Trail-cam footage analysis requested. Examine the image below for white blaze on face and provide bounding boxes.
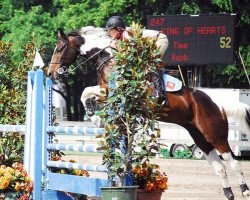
[78,26,113,55]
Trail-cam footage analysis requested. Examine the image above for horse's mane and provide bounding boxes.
[71,26,112,55]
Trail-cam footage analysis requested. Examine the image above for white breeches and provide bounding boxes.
[156,33,169,56]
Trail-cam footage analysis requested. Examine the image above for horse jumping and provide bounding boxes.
[48,26,250,200]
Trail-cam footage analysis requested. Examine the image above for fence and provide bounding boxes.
[0,69,109,199]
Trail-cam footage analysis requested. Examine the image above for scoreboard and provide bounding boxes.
[147,14,236,65]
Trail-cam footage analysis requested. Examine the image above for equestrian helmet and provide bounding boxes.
[106,16,126,29]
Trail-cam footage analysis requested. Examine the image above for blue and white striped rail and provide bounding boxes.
[47,125,104,135]
[47,143,103,153]
[47,161,107,172]
[0,124,25,132]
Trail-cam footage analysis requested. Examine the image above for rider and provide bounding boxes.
[105,16,168,104]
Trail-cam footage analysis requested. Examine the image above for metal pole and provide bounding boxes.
[239,50,250,86]
[178,65,186,86]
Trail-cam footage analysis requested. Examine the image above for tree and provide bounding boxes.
[0,0,249,121]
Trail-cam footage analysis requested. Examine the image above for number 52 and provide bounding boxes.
[220,37,231,48]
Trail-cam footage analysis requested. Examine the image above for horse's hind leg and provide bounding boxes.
[182,124,234,200]
[206,149,235,200]
[220,151,250,199]
[203,130,250,199]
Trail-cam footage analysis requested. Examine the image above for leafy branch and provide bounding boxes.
[99,22,162,186]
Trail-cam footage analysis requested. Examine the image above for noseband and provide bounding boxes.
[49,38,71,77]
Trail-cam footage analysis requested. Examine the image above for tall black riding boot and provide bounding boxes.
[151,71,167,105]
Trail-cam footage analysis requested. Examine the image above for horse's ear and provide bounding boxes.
[57,28,67,40]
[75,36,85,47]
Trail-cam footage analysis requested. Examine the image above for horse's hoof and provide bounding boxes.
[240,184,250,199]
[87,110,95,117]
[223,187,234,200]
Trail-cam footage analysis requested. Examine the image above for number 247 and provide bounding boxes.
[220,37,232,48]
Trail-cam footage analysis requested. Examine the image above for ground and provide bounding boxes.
[63,154,250,200]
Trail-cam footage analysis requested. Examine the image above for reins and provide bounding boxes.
[69,46,111,73]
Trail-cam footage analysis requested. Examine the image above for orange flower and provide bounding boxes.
[132,166,141,174]
[26,183,34,193]
[133,161,168,192]
[52,155,61,161]
[146,180,154,191]
[15,181,21,191]
[139,168,149,177]
[158,181,168,190]
[82,170,90,177]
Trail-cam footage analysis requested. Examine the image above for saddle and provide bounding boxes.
[163,74,182,92]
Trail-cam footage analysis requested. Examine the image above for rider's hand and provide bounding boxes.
[110,40,118,49]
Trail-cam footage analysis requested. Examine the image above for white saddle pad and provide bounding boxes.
[163,74,182,92]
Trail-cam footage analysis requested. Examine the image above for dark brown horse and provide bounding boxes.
[48,27,250,200]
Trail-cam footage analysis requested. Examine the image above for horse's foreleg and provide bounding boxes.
[81,85,106,108]
[81,85,106,127]
[220,152,250,199]
[205,149,234,200]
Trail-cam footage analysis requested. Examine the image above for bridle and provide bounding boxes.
[50,36,114,77]
[49,38,71,76]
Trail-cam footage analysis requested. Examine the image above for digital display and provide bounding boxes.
[147,14,236,65]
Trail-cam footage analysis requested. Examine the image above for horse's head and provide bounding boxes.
[48,29,85,79]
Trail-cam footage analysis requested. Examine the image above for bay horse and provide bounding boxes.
[48,26,250,200]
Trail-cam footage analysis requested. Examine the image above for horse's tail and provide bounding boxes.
[222,102,250,135]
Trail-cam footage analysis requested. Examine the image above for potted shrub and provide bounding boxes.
[99,22,163,200]
[0,162,33,200]
[133,161,168,200]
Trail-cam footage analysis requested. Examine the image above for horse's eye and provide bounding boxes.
[56,43,67,53]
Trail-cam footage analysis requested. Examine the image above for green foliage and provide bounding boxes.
[52,0,137,31]
[0,40,35,166]
[0,6,54,64]
[160,148,170,158]
[174,149,192,159]
[0,133,24,166]
[99,23,161,186]
[212,0,233,12]
[181,2,200,14]
[0,41,35,124]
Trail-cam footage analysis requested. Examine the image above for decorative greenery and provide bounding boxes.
[0,40,35,166]
[160,148,170,158]
[132,161,168,192]
[174,149,192,159]
[0,163,33,200]
[0,40,35,125]
[0,133,24,167]
[99,22,162,186]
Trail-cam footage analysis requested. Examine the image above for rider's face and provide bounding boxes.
[108,28,121,40]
